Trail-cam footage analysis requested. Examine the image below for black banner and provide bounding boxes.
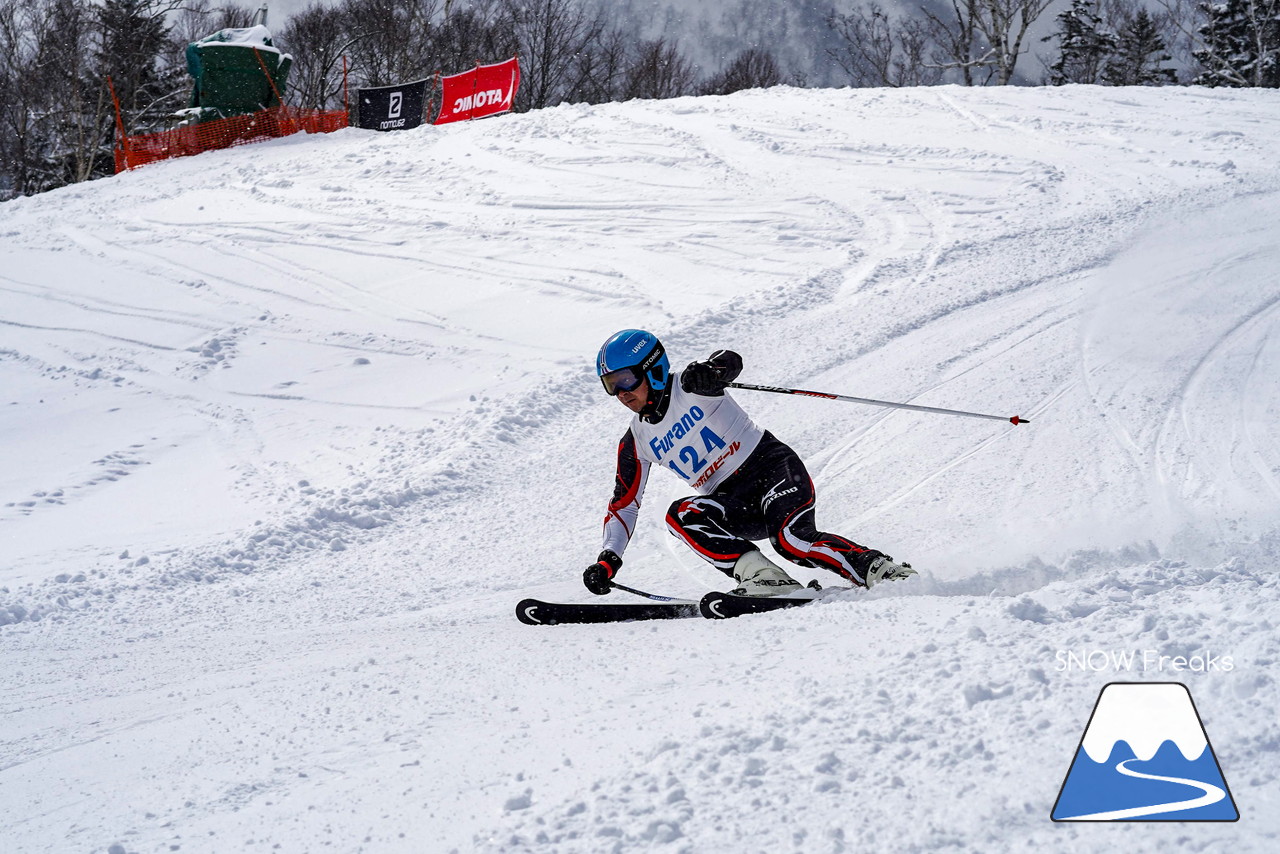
[356,79,428,131]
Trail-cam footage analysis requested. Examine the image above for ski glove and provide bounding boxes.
[680,349,743,396]
[583,549,622,595]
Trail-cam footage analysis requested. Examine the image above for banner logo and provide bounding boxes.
[356,79,427,131]
[1051,682,1238,821]
[435,56,521,125]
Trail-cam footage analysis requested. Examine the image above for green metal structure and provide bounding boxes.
[179,25,293,125]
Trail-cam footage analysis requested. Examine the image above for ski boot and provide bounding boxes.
[731,550,803,597]
[864,554,916,588]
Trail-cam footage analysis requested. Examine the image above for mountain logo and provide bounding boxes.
[1051,682,1238,821]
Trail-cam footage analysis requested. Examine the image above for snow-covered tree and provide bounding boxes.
[1044,0,1118,84]
[1193,0,1280,86]
[1102,8,1177,84]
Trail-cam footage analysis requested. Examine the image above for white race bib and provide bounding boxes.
[631,377,764,493]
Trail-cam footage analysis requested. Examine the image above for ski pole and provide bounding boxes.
[727,382,1029,425]
[609,581,695,603]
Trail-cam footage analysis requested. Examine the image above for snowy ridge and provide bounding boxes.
[3,85,1280,852]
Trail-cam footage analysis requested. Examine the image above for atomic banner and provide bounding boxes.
[434,57,520,125]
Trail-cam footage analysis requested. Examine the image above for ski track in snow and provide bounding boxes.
[2,86,1280,853]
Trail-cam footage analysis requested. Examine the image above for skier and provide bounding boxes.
[584,329,916,598]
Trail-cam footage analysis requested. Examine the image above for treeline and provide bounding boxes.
[2,0,1278,200]
[278,0,786,112]
[828,0,1278,87]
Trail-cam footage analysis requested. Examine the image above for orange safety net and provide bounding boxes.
[114,106,348,173]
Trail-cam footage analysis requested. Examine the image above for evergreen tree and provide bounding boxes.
[1102,9,1175,85]
[1044,0,1117,85]
[41,0,108,186]
[96,0,185,133]
[1194,0,1280,87]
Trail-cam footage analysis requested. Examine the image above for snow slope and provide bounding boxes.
[2,85,1279,853]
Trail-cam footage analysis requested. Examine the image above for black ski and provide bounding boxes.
[516,598,700,625]
[699,589,823,619]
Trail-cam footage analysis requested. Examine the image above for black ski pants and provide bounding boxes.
[665,432,881,585]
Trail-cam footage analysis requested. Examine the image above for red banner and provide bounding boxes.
[435,56,520,125]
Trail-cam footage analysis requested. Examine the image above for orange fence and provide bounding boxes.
[114,106,348,173]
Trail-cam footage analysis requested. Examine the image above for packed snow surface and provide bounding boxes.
[3,85,1280,852]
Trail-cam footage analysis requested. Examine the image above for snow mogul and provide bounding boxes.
[584,329,916,598]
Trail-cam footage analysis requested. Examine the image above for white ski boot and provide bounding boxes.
[864,555,917,588]
[731,550,802,597]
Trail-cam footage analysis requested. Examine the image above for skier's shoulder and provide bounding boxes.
[614,422,642,455]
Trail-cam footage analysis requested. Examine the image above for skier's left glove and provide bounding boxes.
[583,550,622,595]
[681,350,742,396]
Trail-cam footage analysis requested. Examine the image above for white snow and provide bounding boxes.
[2,84,1279,852]
[1081,683,1208,762]
[193,25,283,54]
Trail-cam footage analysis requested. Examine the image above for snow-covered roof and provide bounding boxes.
[192,24,281,55]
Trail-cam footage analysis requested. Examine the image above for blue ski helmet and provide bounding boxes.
[596,329,669,395]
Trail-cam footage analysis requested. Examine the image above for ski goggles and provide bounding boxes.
[600,366,645,396]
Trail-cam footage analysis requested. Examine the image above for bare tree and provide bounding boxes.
[927,0,1053,84]
[503,0,608,110]
[426,0,517,78]
[507,0,576,108]
[211,2,257,29]
[0,0,46,196]
[171,0,256,45]
[278,3,359,109]
[924,0,993,85]
[703,46,784,95]
[984,0,1058,83]
[40,0,108,185]
[568,24,630,104]
[827,4,942,87]
[341,0,439,88]
[623,38,698,101]
[1151,0,1201,72]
